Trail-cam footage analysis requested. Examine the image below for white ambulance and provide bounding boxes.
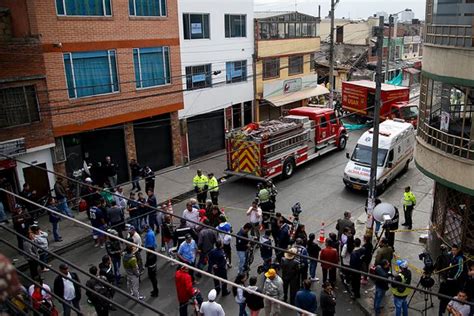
[343,119,416,192]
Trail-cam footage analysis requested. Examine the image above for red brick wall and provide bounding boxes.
[0,0,31,38]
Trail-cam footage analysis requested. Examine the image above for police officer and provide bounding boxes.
[193,170,208,208]
[402,186,416,230]
[207,173,219,206]
[391,259,412,316]
[257,183,272,229]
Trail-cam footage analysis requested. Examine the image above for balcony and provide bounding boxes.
[425,24,473,48]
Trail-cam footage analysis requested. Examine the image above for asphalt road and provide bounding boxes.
[34,127,431,316]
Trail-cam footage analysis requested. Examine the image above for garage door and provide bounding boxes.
[188,110,225,160]
[134,114,173,171]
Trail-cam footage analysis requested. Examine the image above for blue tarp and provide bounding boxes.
[387,72,403,86]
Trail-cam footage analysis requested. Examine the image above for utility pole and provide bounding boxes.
[328,0,337,109]
[365,16,384,237]
[384,15,393,82]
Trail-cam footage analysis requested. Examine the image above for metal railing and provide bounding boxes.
[418,121,474,160]
[425,24,473,48]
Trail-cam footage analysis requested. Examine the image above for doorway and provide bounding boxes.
[23,163,50,199]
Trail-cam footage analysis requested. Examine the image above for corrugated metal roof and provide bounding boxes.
[254,11,294,19]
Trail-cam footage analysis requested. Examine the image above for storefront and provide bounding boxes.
[187,110,225,161]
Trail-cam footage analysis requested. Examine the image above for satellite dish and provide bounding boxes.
[83,160,91,176]
[373,202,396,222]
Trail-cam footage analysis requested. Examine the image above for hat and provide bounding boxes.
[397,259,408,269]
[185,233,192,240]
[85,177,93,183]
[265,268,277,278]
[284,248,297,260]
[107,229,118,236]
[199,209,206,216]
[208,289,217,301]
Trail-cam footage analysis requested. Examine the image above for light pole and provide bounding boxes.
[384,9,411,82]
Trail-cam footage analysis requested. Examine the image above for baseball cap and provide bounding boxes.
[397,259,408,269]
[265,268,276,278]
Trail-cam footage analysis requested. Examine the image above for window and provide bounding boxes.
[133,47,170,89]
[185,64,212,90]
[319,116,327,128]
[329,113,337,124]
[288,55,303,75]
[232,103,242,128]
[225,14,246,38]
[243,101,252,125]
[183,13,210,39]
[226,60,247,83]
[0,86,40,128]
[129,0,166,17]
[56,0,112,16]
[262,58,280,79]
[412,44,419,53]
[64,50,119,98]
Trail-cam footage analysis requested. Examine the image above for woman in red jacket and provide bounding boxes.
[175,266,201,316]
[319,239,339,287]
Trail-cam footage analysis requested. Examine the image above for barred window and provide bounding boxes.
[0,86,40,128]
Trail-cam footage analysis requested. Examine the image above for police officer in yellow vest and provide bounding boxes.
[391,259,412,316]
[193,169,208,208]
[402,186,416,230]
[257,183,272,228]
[207,173,219,206]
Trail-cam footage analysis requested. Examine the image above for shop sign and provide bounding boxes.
[0,138,26,159]
[283,78,302,94]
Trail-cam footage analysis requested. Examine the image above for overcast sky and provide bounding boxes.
[254,0,426,20]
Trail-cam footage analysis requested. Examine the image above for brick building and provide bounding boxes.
[9,0,184,184]
[0,4,56,213]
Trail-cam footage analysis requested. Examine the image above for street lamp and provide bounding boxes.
[384,9,411,82]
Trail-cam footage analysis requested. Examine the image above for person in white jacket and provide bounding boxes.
[263,268,284,316]
[30,224,50,272]
[200,289,225,316]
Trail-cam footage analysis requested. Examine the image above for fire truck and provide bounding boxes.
[341,80,418,127]
[225,107,347,180]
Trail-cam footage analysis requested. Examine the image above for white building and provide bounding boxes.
[399,10,415,22]
[177,0,254,161]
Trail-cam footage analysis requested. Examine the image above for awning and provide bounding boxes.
[263,85,330,107]
[403,67,421,75]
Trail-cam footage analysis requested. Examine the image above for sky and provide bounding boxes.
[254,0,426,20]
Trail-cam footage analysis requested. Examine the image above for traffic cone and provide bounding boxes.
[318,222,326,243]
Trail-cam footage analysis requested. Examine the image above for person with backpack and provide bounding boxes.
[29,276,55,316]
[294,238,309,285]
[244,276,264,316]
[86,266,112,316]
[349,238,364,299]
[391,260,412,316]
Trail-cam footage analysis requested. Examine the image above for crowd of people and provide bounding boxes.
[2,162,474,316]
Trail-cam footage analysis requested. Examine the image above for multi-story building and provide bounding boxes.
[0,4,55,212]
[416,0,474,254]
[10,0,184,183]
[177,0,254,161]
[254,11,324,121]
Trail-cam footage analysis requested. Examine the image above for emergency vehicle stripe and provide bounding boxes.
[230,140,260,176]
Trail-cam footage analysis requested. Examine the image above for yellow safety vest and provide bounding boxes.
[403,192,416,206]
[391,274,412,297]
[258,188,270,203]
[208,177,219,192]
[193,175,208,189]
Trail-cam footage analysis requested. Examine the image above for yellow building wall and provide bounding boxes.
[257,37,320,58]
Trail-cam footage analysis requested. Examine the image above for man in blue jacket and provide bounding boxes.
[295,279,317,315]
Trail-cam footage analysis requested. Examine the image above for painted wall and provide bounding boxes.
[257,37,320,58]
[177,0,254,118]
[320,18,378,45]
[16,146,56,191]
[423,46,474,84]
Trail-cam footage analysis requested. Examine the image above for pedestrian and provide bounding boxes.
[175,266,200,316]
[266,180,277,210]
[183,201,200,229]
[161,214,175,257]
[256,183,272,228]
[114,186,127,210]
[391,260,412,316]
[335,211,355,241]
[123,244,145,300]
[98,255,115,286]
[294,238,309,284]
[307,233,321,282]
[447,244,466,290]
[107,201,124,238]
[236,223,252,274]
[208,173,219,206]
[0,201,9,224]
[262,268,284,316]
[29,276,54,316]
[207,205,222,228]
[320,239,339,287]
[247,200,262,239]
[126,225,144,273]
[30,224,50,273]
[244,276,264,316]
[104,229,121,285]
[143,224,157,250]
[401,186,416,230]
[374,237,394,266]
[146,189,158,231]
[295,279,317,316]
[24,232,40,279]
[259,230,273,272]
[127,192,140,232]
[103,156,118,188]
[145,247,159,297]
[384,206,399,250]
[271,212,291,243]
[90,200,106,248]
[233,273,248,316]
[177,233,198,280]
[193,169,208,208]
[54,177,73,217]
[293,224,308,246]
[340,233,354,287]
[360,234,373,285]
[20,182,37,221]
[349,238,364,299]
[281,248,300,304]
[447,290,471,316]
[53,263,82,316]
[327,232,339,253]
[129,159,142,192]
[374,259,391,316]
[143,166,155,192]
[47,198,62,242]
[276,219,291,263]
[465,262,474,307]
[12,204,31,251]
[200,289,225,316]
[208,240,230,296]
[217,214,233,268]
[197,224,217,272]
[85,265,111,316]
[320,282,336,316]
[137,192,147,229]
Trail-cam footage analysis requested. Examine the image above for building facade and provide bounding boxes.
[16,0,184,184]
[0,4,56,213]
[177,0,254,161]
[416,0,474,254]
[255,11,324,121]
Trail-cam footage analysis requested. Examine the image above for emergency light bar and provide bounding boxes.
[368,129,391,137]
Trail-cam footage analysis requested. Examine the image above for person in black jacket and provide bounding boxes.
[307,233,321,282]
[276,219,291,263]
[349,238,364,299]
[374,259,391,316]
[244,276,264,314]
[320,281,336,316]
[208,240,230,296]
[281,248,300,305]
[129,159,142,192]
[53,263,82,316]
[86,265,111,316]
[145,248,159,297]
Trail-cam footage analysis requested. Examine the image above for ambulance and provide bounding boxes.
[343,119,415,192]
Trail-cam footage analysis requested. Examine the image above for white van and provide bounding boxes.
[343,119,415,192]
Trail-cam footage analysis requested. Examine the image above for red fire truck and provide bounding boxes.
[341,80,417,126]
[225,107,347,180]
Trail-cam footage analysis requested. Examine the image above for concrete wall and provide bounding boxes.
[177,0,254,118]
[319,18,378,45]
[257,37,320,58]
[423,46,474,83]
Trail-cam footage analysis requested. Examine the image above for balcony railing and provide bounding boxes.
[418,122,474,160]
[425,24,473,48]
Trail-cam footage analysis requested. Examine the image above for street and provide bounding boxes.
[34,127,433,315]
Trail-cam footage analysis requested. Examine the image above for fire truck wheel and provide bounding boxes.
[338,136,347,150]
[282,158,295,179]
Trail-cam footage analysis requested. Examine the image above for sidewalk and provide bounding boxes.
[2,150,228,266]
